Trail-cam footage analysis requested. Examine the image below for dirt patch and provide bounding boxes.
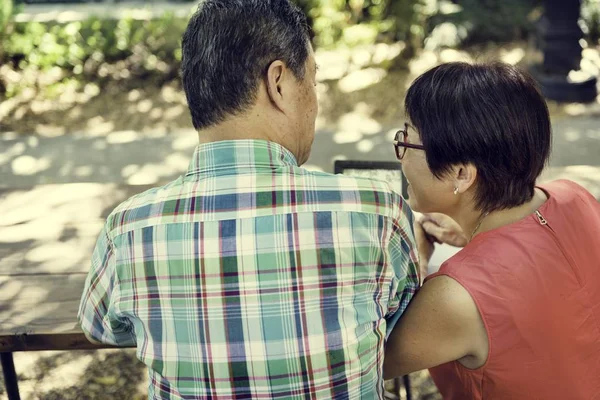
[2,42,599,137]
[0,73,190,136]
[5,41,592,137]
[0,349,440,400]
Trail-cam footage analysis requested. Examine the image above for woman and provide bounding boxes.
[384,62,600,399]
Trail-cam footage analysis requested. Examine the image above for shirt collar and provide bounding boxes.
[185,139,298,178]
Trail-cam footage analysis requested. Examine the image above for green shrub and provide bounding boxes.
[0,0,13,38]
[294,0,423,49]
[425,0,542,46]
[0,12,188,97]
[582,0,600,44]
[2,12,186,73]
[442,0,599,46]
[3,0,594,99]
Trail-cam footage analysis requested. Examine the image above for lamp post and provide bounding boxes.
[532,0,597,102]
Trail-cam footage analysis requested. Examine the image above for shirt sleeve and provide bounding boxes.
[78,225,136,346]
[384,200,421,338]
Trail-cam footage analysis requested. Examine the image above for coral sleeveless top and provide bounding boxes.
[426,180,600,400]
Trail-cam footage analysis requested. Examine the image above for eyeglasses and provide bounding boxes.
[393,123,425,160]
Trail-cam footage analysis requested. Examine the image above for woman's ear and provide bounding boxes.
[453,163,477,194]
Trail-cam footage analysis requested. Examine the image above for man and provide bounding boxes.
[78,0,419,398]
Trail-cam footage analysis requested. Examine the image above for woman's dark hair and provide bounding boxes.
[405,62,552,212]
[181,0,311,130]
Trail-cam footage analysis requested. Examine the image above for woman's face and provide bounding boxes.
[400,123,456,214]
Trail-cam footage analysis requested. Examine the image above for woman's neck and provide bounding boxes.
[467,188,549,241]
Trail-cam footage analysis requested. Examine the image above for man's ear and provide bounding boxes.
[453,163,477,194]
[266,60,287,113]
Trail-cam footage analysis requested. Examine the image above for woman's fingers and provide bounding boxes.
[421,220,447,240]
[421,219,468,247]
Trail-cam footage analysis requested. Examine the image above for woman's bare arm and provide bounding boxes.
[383,275,488,379]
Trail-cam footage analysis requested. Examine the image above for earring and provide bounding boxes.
[453,187,459,195]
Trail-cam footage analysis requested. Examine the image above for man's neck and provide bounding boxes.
[198,118,273,144]
[197,116,302,163]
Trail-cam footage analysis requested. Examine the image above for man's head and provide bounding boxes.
[181,0,318,165]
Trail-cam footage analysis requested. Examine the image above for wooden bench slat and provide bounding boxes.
[0,332,128,352]
[0,273,136,352]
[0,274,86,338]
[0,184,154,352]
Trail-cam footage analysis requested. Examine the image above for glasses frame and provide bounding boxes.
[393,123,425,160]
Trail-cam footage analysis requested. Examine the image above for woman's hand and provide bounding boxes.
[420,213,468,248]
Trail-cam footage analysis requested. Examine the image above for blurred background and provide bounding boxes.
[1,0,599,399]
[1,0,600,183]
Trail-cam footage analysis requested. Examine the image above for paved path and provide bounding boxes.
[1,115,599,195]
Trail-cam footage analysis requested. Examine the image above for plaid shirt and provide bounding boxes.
[78,140,419,400]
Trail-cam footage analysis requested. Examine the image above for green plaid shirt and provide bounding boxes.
[78,140,419,399]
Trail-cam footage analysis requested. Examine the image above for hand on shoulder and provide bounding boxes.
[419,213,468,248]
